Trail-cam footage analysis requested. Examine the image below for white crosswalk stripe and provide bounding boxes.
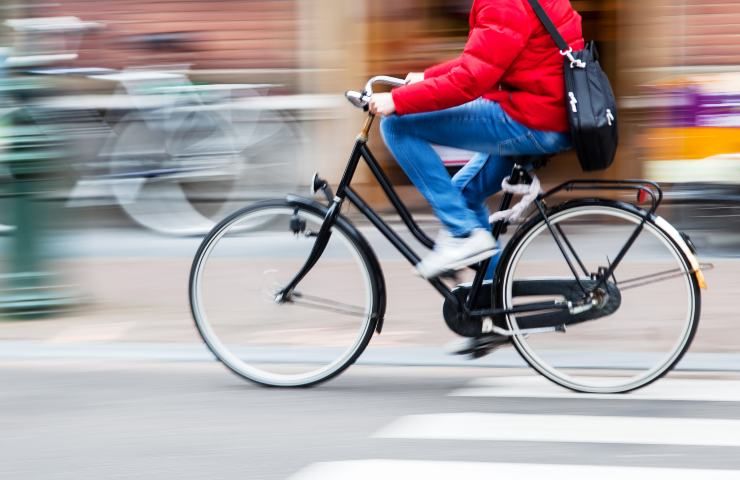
[374,412,740,447]
[450,376,740,402]
[287,375,740,479]
[289,460,740,480]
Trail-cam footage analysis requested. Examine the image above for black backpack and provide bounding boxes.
[527,0,619,172]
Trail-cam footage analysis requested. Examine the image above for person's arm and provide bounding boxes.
[392,0,532,115]
[424,57,463,79]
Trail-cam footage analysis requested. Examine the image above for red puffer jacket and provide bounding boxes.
[391,0,584,133]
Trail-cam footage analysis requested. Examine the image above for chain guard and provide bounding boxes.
[443,281,498,338]
[443,279,622,338]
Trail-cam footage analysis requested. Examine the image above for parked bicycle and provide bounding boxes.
[189,76,708,394]
[1,18,305,236]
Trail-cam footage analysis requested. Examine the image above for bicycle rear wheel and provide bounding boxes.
[189,199,381,387]
[498,200,701,393]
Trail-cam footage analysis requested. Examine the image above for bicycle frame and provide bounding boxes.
[277,111,670,325]
[278,113,566,320]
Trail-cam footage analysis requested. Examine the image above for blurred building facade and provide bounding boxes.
[30,0,300,69]
[4,0,740,190]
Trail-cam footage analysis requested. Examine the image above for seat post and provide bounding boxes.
[509,154,552,172]
[465,162,532,313]
[491,164,525,235]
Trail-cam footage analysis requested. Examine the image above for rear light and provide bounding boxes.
[637,187,651,204]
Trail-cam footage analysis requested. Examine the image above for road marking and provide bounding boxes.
[374,413,740,447]
[288,460,740,480]
[450,376,740,402]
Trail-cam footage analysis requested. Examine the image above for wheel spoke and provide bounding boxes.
[288,292,367,318]
[617,268,692,291]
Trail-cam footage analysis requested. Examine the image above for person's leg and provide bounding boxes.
[380,102,518,278]
[380,115,479,238]
[446,107,571,281]
[451,153,515,230]
[379,99,542,237]
[447,153,511,280]
[379,98,569,278]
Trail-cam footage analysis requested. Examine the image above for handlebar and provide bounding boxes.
[363,75,407,95]
[345,75,407,110]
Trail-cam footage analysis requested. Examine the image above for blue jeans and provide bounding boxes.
[380,98,572,238]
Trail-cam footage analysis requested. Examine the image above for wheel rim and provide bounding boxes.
[502,206,696,393]
[190,205,375,387]
[109,109,304,236]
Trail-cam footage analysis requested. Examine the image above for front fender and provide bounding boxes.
[286,195,388,333]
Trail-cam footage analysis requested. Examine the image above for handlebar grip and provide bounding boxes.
[345,76,406,110]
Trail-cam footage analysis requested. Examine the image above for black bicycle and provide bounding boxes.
[189,76,707,394]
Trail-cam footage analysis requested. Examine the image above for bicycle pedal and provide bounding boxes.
[447,335,510,358]
[469,338,510,359]
[470,348,495,360]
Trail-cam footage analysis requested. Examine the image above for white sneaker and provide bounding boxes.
[432,229,451,250]
[416,229,497,279]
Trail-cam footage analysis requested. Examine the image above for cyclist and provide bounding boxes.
[370,0,584,279]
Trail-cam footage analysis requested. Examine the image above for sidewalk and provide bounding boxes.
[3,341,740,372]
[0,253,736,362]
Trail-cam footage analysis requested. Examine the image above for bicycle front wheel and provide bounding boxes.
[498,200,701,393]
[189,199,381,387]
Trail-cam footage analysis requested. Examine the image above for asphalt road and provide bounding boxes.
[2,220,739,479]
[3,359,740,479]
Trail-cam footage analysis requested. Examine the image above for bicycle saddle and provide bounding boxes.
[508,154,553,170]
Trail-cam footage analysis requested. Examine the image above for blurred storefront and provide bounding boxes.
[626,1,740,185]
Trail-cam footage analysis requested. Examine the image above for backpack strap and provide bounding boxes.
[526,0,585,67]
[526,0,570,52]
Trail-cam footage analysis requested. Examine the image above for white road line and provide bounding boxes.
[374,413,740,447]
[288,460,740,480]
[450,376,740,402]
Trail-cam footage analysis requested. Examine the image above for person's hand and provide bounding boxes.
[405,72,424,84]
[368,92,396,116]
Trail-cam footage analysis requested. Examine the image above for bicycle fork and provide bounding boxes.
[274,199,342,304]
[275,135,369,303]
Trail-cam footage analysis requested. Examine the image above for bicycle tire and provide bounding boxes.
[189,197,385,387]
[495,199,701,394]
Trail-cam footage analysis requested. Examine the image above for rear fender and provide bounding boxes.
[654,216,707,289]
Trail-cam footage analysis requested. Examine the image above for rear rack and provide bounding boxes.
[542,179,664,215]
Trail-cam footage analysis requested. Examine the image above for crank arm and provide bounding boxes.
[490,324,567,337]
